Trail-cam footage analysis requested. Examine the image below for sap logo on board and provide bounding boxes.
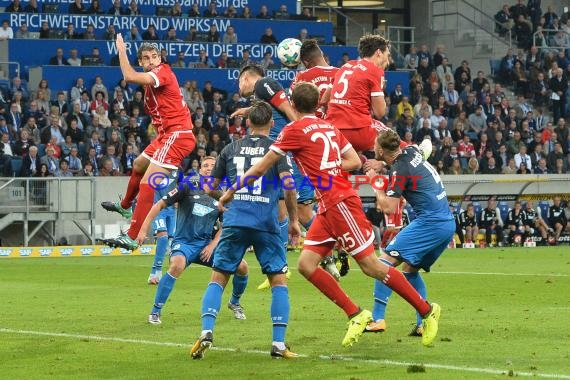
[60,248,74,256]
[80,247,94,256]
[39,248,53,257]
[140,246,152,255]
[120,248,131,255]
[0,248,13,256]
[100,247,113,256]
[19,248,32,257]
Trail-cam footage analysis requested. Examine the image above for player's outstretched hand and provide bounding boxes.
[218,191,234,212]
[116,33,126,54]
[363,159,384,173]
[200,243,214,262]
[288,220,301,247]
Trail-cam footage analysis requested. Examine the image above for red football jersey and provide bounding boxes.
[292,65,339,100]
[145,63,192,135]
[325,59,385,130]
[271,115,357,213]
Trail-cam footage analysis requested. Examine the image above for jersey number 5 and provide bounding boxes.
[333,70,353,99]
[311,131,341,170]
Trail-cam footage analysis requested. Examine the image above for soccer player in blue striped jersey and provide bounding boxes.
[190,101,301,359]
[137,157,249,325]
[365,129,451,341]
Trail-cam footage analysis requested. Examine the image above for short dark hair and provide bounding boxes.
[248,101,273,128]
[239,64,265,80]
[137,43,159,60]
[300,39,321,63]
[358,34,390,58]
[376,129,401,153]
[291,81,319,114]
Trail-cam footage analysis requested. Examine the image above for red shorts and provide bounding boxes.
[384,198,404,228]
[304,196,375,261]
[339,120,393,152]
[142,129,196,170]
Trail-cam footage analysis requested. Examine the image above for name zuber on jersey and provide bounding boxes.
[240,146,266,155]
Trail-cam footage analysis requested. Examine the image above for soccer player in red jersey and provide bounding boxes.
[101,34,196,251]
[291,39,339,118]
[218,82,441,347]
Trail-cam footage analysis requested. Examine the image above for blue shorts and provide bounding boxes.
[170,239,213,268]
[385,218,455,272]
[213,227,287,275]
[153,208,176,237]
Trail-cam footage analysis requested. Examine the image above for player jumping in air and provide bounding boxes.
[101,34,195,251]
[138,157,249,324]
[220,83,441,348]
[190,102,300,360]
[364,129,454,336]
[231,64,314,290]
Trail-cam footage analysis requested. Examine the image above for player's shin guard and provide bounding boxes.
[151,272,177,314]
[308,267,360,317]
[230,274,248,305]
[383,267,431,317]
[404,272,427,327]
[152,235,169,274]
[372,258,394,321]
[271,285,289,343]
[279,218,289,249]
[127,183,154,240]
[201,282,224,332]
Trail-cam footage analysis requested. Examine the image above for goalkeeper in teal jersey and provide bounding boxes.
[137,156,249,324]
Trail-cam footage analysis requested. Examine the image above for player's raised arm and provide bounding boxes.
[137,199,167,246]
[116,33,156,86]
[371,94,387,119]
[371,130,404,215]
[341,146,362,171]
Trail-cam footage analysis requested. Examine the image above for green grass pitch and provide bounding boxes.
[1,247,570,379]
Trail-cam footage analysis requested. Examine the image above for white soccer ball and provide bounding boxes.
[277,38,302,67]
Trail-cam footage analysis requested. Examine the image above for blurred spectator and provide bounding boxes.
[128,0,141,15]
[91,77,109,102]
[193,50,215,68]
[52,91,69,116]
[404,46,418,70]
[6,0,23,12]
[301,7,313,20]
[513,14,532,49]
[172,51,187,68]
[0,132,13,176]
[57,159,73,177]
[298,28,308,42]
[495,4,514,36]
[436,57,454,87]
[14,23,29,39]
[260,28,278,44]
[433,45,446,68]
[67,49,81,66]
[549,68,567,122]
[216,52,234,69]
[49,48,68,66]
[257,5,271,19]
[82,47,104,66]
[99,157,120,176]
[238,49,256,67]
[165,27,180,42]
[21,146,40,176]
[66,102,88,131]
[41,146,60,174]
[223,26,238,43]
[108,0,126,15]
[275,4,290,19]
[39,21,50,39]
[25,0,39,13]
[207,24,220,42]
[259,52,275,70]
[69,0,87,14]
[188,3,200,17]
[88,0,104,14]
[115,79,133,102]
[203,1,219,17]
[142,25,160,41]
[543,5,558,28]
[83,24,97,40]
[223,5,238,18]
[124,26,143,42]
[22,116,41,144]
[103,25,117,41]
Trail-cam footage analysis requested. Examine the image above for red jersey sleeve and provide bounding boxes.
[368,66,385,97]
[147,64,172,89]
[270,123,299,156]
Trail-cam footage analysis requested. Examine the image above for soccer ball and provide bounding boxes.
[277,38,302,67]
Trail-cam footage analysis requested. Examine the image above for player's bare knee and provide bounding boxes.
[236,260,248,276]
[268,273,287,287]
[133,155,149,174]
[297,252,318,277]
[168,257,185,277]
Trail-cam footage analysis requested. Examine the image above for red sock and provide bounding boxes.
[120,170,144,209]
[383,267,431,316]
[308,267,360,317]
[127,183,154,240]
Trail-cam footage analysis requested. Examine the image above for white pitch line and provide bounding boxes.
[2,328,570,379]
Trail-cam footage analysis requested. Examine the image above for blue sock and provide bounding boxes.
[230,274,248,305]
[404,272,427,327]
[302,216,314,230]
[372,258,395,321]
[152,235,169,274]
[279,218,289,249]
[271,285,290,343]
[151,272,177,315]
[201,282,224,332]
